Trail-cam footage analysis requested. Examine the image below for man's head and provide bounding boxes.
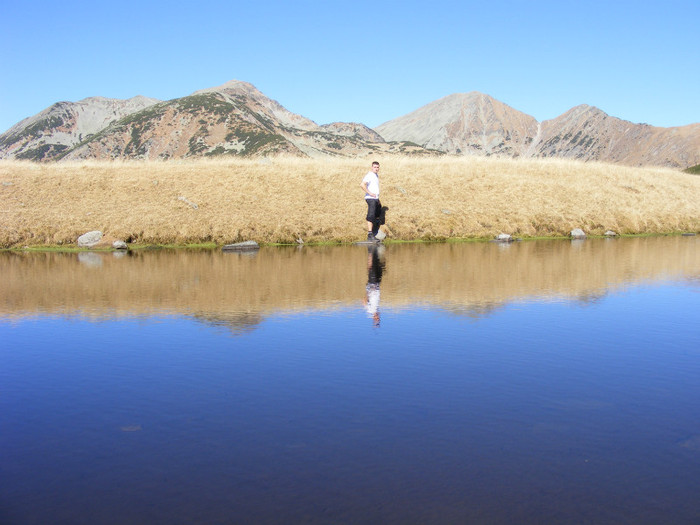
[371,161,380,174]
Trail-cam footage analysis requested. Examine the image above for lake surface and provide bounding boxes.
[1,237,699,524]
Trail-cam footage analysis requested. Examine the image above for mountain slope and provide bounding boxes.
[60,80,432,160]
[375,96,700,168]
[0,96,159,161]
[193,80,319,131]
[375,92,539,157]
[536,105,700,168]
[61,91,303,160]
[2,80,697,167]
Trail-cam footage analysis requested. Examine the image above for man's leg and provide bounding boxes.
[366,200,376,240]
[371,200,381,235]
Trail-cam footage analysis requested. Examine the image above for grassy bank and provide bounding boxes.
[0,156,698,248]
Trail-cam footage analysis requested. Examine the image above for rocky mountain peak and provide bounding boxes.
[0,95,160,161]
[192,79,260,97]
[1,81,697,167]
[194,79,319,132]
[375,91,539,156]
[551,104,609,123]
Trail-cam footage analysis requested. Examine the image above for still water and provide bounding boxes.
[1,237,699,524]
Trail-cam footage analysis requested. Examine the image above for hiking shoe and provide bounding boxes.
[367,232,376,241]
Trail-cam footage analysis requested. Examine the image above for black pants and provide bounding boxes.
[366,199,382,234]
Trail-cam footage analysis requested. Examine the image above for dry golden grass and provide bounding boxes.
[0,156,698,247]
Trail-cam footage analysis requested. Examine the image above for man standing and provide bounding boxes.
[360,161,381,242]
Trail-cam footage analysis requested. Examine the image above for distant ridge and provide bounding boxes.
[376,95,700,168]
[537,105,700,167]
[374,92,539,157]
[0,96,159,161]
[54,81,425,160]
[1,80,698,168]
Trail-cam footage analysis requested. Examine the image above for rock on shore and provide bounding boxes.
[222,241,260,252]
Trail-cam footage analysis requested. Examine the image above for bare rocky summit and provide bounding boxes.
[193,80,319,132]
[537,105,700,167]
[376,95,700,168]
[59,80,423,160]
[375,92,539,157]
[1,80,698,167]
[0,95,159,161]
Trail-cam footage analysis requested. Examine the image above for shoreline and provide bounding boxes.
[4,231,697,253]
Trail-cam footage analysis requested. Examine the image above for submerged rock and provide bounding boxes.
[222,240,260,252]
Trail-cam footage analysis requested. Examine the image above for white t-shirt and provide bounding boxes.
[362,171,380,200]
[365,284,380,315]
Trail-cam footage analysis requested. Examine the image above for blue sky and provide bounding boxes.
[1,0,698,133]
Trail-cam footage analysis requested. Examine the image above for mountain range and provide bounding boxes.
[1,80,698,169]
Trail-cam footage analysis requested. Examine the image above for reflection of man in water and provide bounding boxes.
[363,245,385,327]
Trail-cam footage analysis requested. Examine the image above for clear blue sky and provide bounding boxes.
[1,0,698,133]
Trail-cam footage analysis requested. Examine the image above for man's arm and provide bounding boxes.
[360,180,376,198]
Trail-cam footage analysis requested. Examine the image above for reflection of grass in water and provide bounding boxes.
[439,301,505,320]
[192,311,264,336]
[0,156,698,248]
[1,237,697,329]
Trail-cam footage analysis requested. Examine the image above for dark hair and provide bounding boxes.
[372,161,380,167]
